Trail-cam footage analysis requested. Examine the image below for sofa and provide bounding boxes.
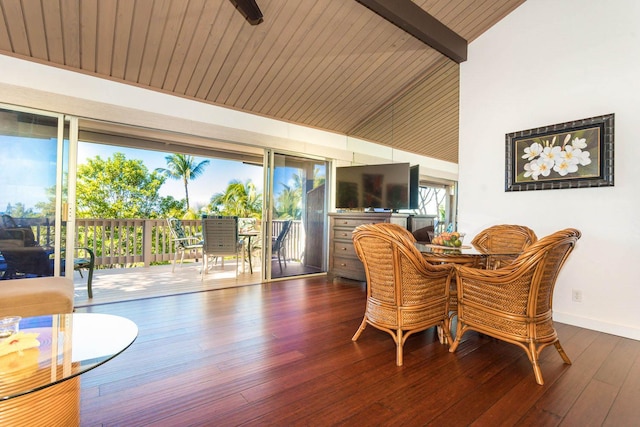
[0,276,74,318]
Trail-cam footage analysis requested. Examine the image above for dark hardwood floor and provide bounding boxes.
[77,277,640,426]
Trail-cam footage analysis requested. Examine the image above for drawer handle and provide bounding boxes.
[342,221,349,224]
[342,233,348,237]
[340,263,347,267]
[341,247,347,250]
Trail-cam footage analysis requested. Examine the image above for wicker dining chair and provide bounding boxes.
[471,224,538,269]
[449,228,581,385]
[351,223,455,366]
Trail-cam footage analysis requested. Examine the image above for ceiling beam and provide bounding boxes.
[355,0,467,63]
[228,0,264,25]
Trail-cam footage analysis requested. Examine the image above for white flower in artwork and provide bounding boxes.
[519,132,591,180]
[540,145,562,163]
[522,142,543,160]
[553,158,579,176]
[529,158,554,180]
[571,137,587,149]
[573,148,592,166]
[523,161,535,178]
[560,145,581,166]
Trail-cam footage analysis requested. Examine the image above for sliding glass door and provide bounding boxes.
[0,105,69,280]
[263,152,328,280]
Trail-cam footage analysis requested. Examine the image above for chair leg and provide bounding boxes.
[352,318,367,341]
[529,342,544,385]
[172,249,179,273]
[87,266,94,299]
[396,329,404,366]
[554,341,572,364]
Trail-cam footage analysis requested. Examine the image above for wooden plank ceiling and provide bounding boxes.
[0,0,524,163]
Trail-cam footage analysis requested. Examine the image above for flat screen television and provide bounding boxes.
[336,162,418,211]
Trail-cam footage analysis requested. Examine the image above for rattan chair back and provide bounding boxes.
[471,224,538,268]
[450,228,581,385]
[351,222,454,366]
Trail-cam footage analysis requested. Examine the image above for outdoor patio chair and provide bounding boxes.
[201,216,240,280]
[272,220,292,274]
[449,228,581,385]
[167,218,203,272]
[351,222,455,366]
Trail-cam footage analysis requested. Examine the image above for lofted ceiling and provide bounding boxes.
[0,0,524,163]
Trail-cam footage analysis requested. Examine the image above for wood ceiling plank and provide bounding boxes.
[174,0,229,95]
[196,5,249,100]
[0,4,11,51]
[79,0,97,72]
[162,0,206,92]
[111,0,135,79]
[21,0,47,59]
[296,33,429,130]
[60,0,80,67]
[41,0,64,64]
[192,1,243,99]
[1,0,29,55]
[321,47,440,132]
[231,2,318,109]
[124,0,153,82]
[276,1,389,122]
[246,0,343,113]
[137,0,172,86]
[235,2,324,114]
[182,1,228,97]
[95,0,117,76]
[221,0,300,106]
[148,0,189,88]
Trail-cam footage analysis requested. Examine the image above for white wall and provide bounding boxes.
[459,0,640,339]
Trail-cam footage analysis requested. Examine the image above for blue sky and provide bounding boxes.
[78,142,264,209]
[0,136,264,212]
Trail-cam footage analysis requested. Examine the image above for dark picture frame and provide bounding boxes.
[505,113,614,191]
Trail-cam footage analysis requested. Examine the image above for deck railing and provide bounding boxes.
[71,218,302,268]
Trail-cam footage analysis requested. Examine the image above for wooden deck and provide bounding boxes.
[76,276,640,426]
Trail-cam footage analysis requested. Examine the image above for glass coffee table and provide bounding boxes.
[0,313,138,425]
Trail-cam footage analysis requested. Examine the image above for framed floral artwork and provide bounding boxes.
[505,113,614,191]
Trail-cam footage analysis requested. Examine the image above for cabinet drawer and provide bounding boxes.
[332,228,355,241]
[333,241,357,258]
[332,256,364,273]
[332,217,388,228]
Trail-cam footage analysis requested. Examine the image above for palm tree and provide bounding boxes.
[209,180,262,218]
[156,154,210,211]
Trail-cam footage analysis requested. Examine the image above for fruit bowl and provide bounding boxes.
[431,231,465,248]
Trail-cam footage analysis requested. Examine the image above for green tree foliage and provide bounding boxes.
[155,154,210,211]
[158,195,187,219]
[76,153,166,218]
[3,202,36,218]
[275,183,301,219]
[209,180,262,218]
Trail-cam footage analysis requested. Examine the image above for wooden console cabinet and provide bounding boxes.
[328,212,408,282]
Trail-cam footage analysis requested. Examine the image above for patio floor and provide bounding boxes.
[72,258,264,307]
[73,257,324,308]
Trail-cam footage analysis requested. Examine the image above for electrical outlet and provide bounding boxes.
[572,289,583,303]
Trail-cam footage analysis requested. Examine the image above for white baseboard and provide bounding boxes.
[554,311,640,341]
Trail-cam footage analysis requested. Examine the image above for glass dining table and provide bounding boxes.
[0,313,138,425]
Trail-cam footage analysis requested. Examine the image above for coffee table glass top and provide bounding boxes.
[0,313,138,401]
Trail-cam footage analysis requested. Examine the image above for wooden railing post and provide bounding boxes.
[143,219,153,267]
